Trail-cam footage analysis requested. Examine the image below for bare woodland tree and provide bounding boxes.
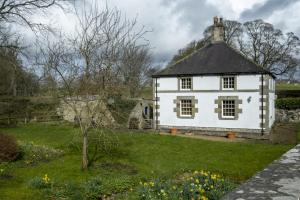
[119,44,152,97]
[0,0,65,96]
[204,19,243,47]
[0,0,63,28]
[238,20,300,75]
[36,2,149,169]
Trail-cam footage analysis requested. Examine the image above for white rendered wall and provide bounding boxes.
[157,75,261,91]
[193,76,219,90]
[158,92,261,129]
[155,75,266,130]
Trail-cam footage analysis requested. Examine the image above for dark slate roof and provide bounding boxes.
[153,42,275,78]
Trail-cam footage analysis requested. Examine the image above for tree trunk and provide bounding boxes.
[82,133,89,170]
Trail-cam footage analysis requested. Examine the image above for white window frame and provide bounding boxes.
[221,100,236,119]
[222,76,235,90]
[180,99,193,117]
[180,77,192,90]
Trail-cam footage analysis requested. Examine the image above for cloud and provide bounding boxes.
[16,0,300,68]
[240,0,300,21]
[104,0,221,66]
[161,0,219,34]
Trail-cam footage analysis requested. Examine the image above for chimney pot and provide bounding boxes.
[211,16,224,43]
[213,16,218,25]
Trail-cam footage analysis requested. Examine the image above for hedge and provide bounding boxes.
[276,90,300,98]
[275,97,300,110]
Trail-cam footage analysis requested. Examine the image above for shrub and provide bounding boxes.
[0,133,21,162]
[137,170,235,200]
[275,97,300,110]
[108,98,137,125]
[84,177,105,199]
[45,182,83,200]
[28,174,52,189]
[20,142,64,165]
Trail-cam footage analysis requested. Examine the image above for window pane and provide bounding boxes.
[222,100,235,117]
[181,99,192,116]
[181,78,191,89]
[223,77,234,89]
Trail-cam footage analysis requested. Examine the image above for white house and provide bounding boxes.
[152,17,276,138]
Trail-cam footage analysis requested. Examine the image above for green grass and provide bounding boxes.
[276,83,300,90]
[0,123,293,199]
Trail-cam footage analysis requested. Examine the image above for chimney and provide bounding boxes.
[212,16,225,43]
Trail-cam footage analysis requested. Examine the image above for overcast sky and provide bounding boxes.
[34,0,300,67]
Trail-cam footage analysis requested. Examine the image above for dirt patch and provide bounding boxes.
[271,123,297,144]
[98,162,138,175]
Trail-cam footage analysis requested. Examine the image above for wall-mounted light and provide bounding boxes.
[247,96,252,103]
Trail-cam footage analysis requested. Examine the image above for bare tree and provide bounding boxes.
[36,2,148,170]
[119,44,152,97]
[0,0,64,27]
[204,19,242,46]
[238,20,300,75]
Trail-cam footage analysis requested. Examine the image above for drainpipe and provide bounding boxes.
[261,73,264,136]
[155,78,158,131]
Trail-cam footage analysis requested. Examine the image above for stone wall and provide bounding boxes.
[276,109,300,123]
[57,100,115,127]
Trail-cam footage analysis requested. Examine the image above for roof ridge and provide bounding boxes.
[169,40,211,67]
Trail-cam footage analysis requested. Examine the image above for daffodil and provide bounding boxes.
[42,174,50,184]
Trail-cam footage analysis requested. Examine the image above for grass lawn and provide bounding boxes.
[0,123,294,199]
[276,83,300,90]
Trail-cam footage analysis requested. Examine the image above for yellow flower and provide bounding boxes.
[150,181,154,187]
[210,185,214,189]
[211,174,217,180]
[143,182,148,186]
[195,179,200,184]
[42,174,50,184]
[201,196,208,200]
[172,186,176,190]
